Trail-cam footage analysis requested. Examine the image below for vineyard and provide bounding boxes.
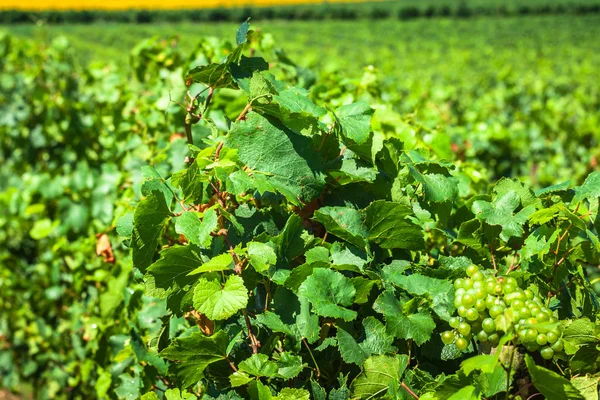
[1,9,600,400]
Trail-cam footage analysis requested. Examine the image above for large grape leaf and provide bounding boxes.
[525,355,585,400]
[226,113,325,204]
[145,245,202,297]
[363,200,425,250]
[472,191,536,241]
[382,268,454,321]
[298,268,357,321]
[334,102,374,145]
[313,206,368,248]
[160,330,229,388]
[193,275,248,320]
[373,291,435,345]
[350,355,409,400]
[132,191,172,272]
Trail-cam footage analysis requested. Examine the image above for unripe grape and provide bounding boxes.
[536,312,550,322]
[536,334,547,346]
[474,288,487,300]
[454,295,463,309]
[493,284,503,295]
[512,300,525,310]
[441,331,455,345]
[476,330,488,341]
[504,277,518,287]
[472,271,485,282]
[502,284,517,295]
[482,318,495,333]
[454,279,464,289]
[551,338,564,352]
[485,281,496,294]
[466,308,479,321]
[458,322,471,336]
[462,294,476,308]
[547,331,559,344]
[455,288,466,297]
[524,329,538,343]
[475,300,486,312]
[466,265,479,277]
[524,290,534,300]
[530,307,541,316]
[519,307,531,318]
[518,329,529,341]
[458,306,468,318]
[455,337,468,351]
[488,333,500,345]
[525,342,540,352]
[489,305,504,318]
[540,347,554,360]
[449,317,460,329]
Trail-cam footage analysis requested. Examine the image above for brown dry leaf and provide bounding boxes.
[96,233,115,264]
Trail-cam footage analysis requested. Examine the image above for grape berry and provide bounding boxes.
[441,265,563,360]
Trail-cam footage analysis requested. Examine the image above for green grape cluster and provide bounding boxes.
[441,265,564,360]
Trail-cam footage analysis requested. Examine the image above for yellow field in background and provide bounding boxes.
[0,0,374,11]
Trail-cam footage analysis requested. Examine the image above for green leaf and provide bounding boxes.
[275,388,310,400]
[382,270,454,321]
[239,354,278,378]
[350,355,408,400]
[334,102,374,145]
[337,327,368,365]
[364,200,424,250]
[571,375,600,400]
[409,165,458,203]
[313,206,367,248]
[573,171,600,204]
[160,330,229,388]
[146,245,202,297]
[192,275,248,320]
[460,355,499,375]
[227,113,325,204]
[248,241,277,273]
[236,17,251,45]
[198,208,219,248]
[472,191,536,241]
[296,296,320,344]
[359,317,397,356]
[276,352,305,379]
[525,354,585,400]
[230,371,253,388]
[175,212,203,246]
[132,191,171,272]
[298,268,357,321]
[249,380,273,400]
[373,291,435,345]
[188,252,234,275]
[30,218,56,240]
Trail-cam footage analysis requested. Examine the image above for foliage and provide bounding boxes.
[0,17,599,400]
[119,21,599,399]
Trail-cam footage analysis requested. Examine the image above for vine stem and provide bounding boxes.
[401,382,419,399]
[303,338,320,378]
[489,243,497,272]
[236,103,252,121]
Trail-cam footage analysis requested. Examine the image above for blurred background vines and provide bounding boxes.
[0,0,599,398]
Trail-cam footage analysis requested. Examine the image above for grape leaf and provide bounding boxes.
[525,354,585,400]
[364,200,424,250]
[132,191,171,272]
[350,355,408,400]
[160,330,229,388]
[193,275,248,320]
[298,268,357,321]
[146,245,202,297]
[373,291,435,345]
[227,112,325,204]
